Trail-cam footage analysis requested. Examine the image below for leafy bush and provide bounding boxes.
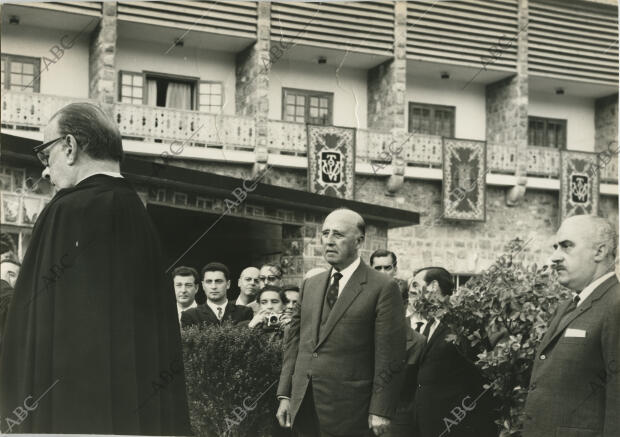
[181,324,284,437]
[412,238,571,436]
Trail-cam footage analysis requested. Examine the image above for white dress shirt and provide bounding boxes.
[575,271,616,307]
[328,257,361,297]
[177,301,197,323]
[206,300,228,320]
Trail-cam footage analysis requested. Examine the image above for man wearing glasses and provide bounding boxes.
[258,262,284,288]
[0,102,191,435]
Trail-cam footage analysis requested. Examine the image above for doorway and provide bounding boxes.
[148,204,283,300]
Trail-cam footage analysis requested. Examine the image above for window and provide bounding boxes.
[198,81,223,113]
[408,102,455,137]
[283,88,333,125]
[118,71,199,111]
[119,71,143,104]
[528,116,566,149]
[453,274,476,290]
[1,54,40,92]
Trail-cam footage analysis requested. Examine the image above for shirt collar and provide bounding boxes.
[206,299,228,315]
[177,301,197,312]
[331,257,361,283]
[576,271,616,306]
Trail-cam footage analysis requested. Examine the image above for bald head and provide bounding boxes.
[551,214,617,291]
[322,208,366,270]
[238,266,260,299]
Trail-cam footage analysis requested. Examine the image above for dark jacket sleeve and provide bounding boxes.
[180,308,198,328]
[369,278,407,418]
[602,293,620,436]
[237,305,254,323]
[277,279,305,398]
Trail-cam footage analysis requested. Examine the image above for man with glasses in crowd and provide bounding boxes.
[0,102,191,435]
[259,262,284,288]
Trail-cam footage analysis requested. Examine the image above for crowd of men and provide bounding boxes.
[0,102,617,437]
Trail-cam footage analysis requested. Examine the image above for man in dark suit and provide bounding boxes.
[181,262,253,328]
[276,208,407,437]
[411,267,496,437]
[523,215,619,437]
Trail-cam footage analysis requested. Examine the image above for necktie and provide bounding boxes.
[217,306,223,320]
[320,272,342,327]
[326,272,342,309]
[422,318,435,339]
[555,295,580,333]
[415,322,424,333]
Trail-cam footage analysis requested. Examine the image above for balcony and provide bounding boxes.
[1,90,617,184]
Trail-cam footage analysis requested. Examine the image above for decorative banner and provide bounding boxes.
[307,125,355,198]
[442,138,486,221]
[560,151,599,222]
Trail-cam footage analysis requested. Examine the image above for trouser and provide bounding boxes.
[294,381,372,437]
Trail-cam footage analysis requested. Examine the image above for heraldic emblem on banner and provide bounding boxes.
[442,138,486,221]
[307,125,355,198]
[560,151,599,222]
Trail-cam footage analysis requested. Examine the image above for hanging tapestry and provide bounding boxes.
[442,138,486,221]
[560,151,599,222]
[307,125,355,198]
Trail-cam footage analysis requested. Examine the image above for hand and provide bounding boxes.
[368,414,391,436]
[276,398,291,428]
[248,309,269,329]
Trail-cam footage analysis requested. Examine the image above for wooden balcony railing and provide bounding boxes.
[1,91,616,184]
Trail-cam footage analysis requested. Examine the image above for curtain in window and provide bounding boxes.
[166,82,192,110]
[146,79,158,106]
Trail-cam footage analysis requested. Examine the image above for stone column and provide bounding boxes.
[595,93,618,152]
[366,1,407,196]
[235,1,270,176]
[486,0,529,206]
[89,1,117,115]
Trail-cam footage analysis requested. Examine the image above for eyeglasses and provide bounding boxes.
[33,136,64,167]
[373,264,395,272]
[259,275,281,283]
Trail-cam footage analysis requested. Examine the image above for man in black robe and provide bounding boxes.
[0,102,192,435]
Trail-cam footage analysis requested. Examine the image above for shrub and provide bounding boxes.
[181,323,284,437]
[412,238,571,436]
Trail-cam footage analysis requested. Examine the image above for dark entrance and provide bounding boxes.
[148,204,283,300]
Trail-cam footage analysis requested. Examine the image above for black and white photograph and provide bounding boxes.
[0,1,619,437]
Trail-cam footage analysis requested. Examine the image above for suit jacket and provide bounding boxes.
[413,322,496,437]
[385,320,426,436]
[180,302,253,328]
[277,261,407,435]
[523,274,620,437]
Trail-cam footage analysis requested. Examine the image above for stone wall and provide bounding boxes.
[595,93,619,152]
[88,2,117,107]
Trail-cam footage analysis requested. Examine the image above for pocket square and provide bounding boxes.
[565,328,586,338]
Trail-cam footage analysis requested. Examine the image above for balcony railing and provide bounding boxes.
[114,103,255,150]
[1,91,617,184]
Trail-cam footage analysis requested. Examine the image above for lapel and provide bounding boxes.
[202,302,220,324]
[419,321,447,364]
[222,303,235,322]
[310,271,331,346]
[315,262,367,351]
[538,275,618,353]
